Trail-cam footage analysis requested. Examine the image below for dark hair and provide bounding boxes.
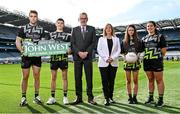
[29,10,38,16]
[123,24,139,50]
[57,18,64,23]
[147,21,158,34]
[124,24,138,45]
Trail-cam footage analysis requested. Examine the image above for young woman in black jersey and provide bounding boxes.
[121,25,142,104]
[142,21,167,107]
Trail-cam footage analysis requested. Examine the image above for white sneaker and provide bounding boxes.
[33,96,42,104]
[20,97,28,106]
[46,97,56,105]
[63,97,69,105]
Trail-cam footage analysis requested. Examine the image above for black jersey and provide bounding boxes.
[121,38,142,54]
[17,24,45,43]
[142,34,167,60]
[49,31,70,42]
[121,38,142,70]
[49,31,71,61]
[17,24,44,67]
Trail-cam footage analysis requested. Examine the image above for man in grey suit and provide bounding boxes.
[70,12,97,105]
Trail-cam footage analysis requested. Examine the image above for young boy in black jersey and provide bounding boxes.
[46,18,71,105]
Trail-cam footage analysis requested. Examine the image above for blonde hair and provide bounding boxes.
[103,23,115,37]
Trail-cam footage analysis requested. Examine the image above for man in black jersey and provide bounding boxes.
[16,10,45,106]
[46,18,71,105]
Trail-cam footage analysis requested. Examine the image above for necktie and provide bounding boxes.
[82,26,85,39]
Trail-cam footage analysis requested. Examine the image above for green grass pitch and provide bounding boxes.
[0,61,180,113]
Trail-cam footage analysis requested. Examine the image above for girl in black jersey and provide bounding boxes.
[142,21,167,107]
[121,25,142,104]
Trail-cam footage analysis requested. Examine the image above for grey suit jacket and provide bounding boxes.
[71,25,96,61]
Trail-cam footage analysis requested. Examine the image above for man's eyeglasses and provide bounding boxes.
[80,18,87,20]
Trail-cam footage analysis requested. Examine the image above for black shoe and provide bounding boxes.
[109,98,116,103]
[70,98,83,105]
[128,98,134,104]
[133,97,138,104]
[155,100,164,107]
[88,99,97,105]
[104,99,110,106]
[145,97,155,104]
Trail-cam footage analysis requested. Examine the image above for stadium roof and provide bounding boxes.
[0,8,71,32]
[96,18,180,35]
[0,7,180,34]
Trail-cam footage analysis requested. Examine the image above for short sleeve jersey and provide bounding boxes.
[142,34,167,60]
[17,24,45,43]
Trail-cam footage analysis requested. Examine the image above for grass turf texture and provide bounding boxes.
[0,61,179,113]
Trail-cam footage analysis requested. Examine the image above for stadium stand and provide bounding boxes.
[0,7,180,63]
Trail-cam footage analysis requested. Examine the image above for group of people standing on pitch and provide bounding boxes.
[16,10,167,107]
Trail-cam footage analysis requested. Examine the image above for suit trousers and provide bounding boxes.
[74,60,94,100]
[99,64,117,100]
